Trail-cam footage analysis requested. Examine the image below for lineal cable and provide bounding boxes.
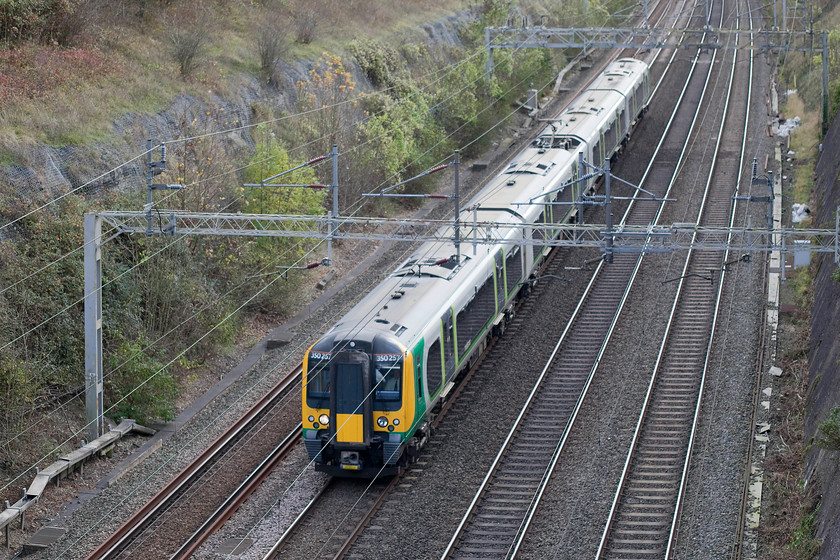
[0,223,120,298]
[0,149,152,235]
[0,219,316,451]
[0,41,492,235]
[47,44,544,552]
[10,23,538,286]
[0,52,521,466]
[228,67,562,560]
[48,236,345,557]
[5,23,551,531]
[161,45,490,146]
[150,31,535,215]
[4,23,552,468]
[0,224,333,497]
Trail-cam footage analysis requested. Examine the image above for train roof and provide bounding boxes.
[324,145,576,346]
[538,57,648,144]
[319,58,649,349]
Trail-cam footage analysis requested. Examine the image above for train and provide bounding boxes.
[302,58,650,476]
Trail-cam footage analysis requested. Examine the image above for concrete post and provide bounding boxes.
[84,214,104,441]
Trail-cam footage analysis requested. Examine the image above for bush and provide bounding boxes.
[168,21,206,78]
[232,130,326,313]
[105,336,177,425]
[293,9,316,44]
[816,406,840,450]
[257,19,289,86]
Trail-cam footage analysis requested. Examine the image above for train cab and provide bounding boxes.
[302,332,419,477]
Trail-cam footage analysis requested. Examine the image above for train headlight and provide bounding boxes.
[319,414,330,425]
[308,415,315,423]
[392,418,400,426]
[377,416,389,428]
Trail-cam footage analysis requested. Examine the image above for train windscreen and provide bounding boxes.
[306,354,331,409]
[373,355,402,411]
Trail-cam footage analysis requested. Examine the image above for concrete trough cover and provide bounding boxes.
[266,331,294,349]
[217,538,253,555]
[25,526,66,551]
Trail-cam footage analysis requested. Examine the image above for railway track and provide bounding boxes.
[261,476,395,560]
[86,2,768,558]
[437,2,731,558]
[85,365,303,559]
[596,3,757,557]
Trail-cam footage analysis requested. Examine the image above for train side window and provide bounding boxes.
[495,252,505,309]
[506,246,523,295]
[426,338,443,396]
[456,275,496,355]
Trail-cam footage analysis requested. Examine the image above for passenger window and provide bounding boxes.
[506,246,522,295]
[427,339,443,395]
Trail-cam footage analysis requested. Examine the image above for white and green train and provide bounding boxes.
[302,58,650,476]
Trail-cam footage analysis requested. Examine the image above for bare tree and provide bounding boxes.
[166,6,208,79]
[257,19,289,86]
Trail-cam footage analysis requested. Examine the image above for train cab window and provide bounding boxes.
[373,357,403,411]
[306,355,331,409]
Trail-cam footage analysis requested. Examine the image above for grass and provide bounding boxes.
[0,0,474,158]
[0,0,631,157]
[781,94,820,225]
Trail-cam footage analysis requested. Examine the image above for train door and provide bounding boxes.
[494,252,505,312]
[442,309,456,379]
[426,337,443,399]
[506,246,523,297]
[618,108,627,141]
[329,350,372,445]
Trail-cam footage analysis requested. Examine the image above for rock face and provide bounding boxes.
[805,104,840,560]
[0,12,472,205]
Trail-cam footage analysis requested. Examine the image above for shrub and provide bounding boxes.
[293,9,316,44]
[257,19,289,86]
[816,406,840,450]
[168,21,206,78]
[232,130,326,314]
[105,336,177,425]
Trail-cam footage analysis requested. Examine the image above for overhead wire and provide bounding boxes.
[0,39,504,476]
[228,26,569,557]
[0,30,516,360]
[8,20,554,547]
[0,40,490,240]
[52,28,556,556]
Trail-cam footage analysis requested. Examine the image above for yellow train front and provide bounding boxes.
[302,332,428,477]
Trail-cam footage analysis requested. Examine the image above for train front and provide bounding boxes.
[302,332,417,477]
